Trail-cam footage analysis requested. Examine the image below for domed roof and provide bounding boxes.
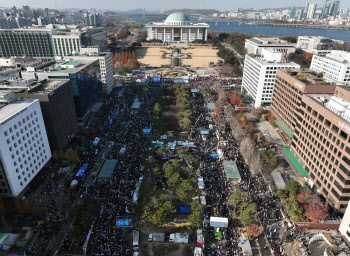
[165,12,190,22]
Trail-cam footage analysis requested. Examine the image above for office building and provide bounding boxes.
[242,48,300,108]
[306,3,317,19]
[79,47,114,94]
[310,51,350,85]
[270,69,339,138]
[21,58,103,121]
[290,86,350,211]
[297,36,334,56]
[5,80,79,151]
[245,37,296,56]
[146,12,210,42]
[0,29,55,58]
[0,98,51,197]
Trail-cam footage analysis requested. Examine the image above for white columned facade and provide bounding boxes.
[189,28,191,41]
[155,28,157,39]
[204,29,207,41]
[172,28,174,41]
[180,28,183,41]
[197,28,200,40]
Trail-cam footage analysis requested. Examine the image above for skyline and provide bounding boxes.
[2,0,350,11]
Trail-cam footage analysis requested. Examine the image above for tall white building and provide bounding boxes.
[245,37,296,56]
[0,99,51,197]
[310,51,350,85]
[306,3,317,19]
[242,49,300,108]
[52,31,81,56]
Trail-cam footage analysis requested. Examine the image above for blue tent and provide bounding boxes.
[76,163,89,179]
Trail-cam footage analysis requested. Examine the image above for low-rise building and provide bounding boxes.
[339,201,350,244]
[245,37,296,56]
[310,51,350,85]
[297,36,334,56]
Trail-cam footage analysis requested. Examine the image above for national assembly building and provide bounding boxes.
[146,12,210,42]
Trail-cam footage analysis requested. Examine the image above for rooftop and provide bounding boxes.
[321,50,350,64]
[165,12,190,22]
[0,100,35,124]
[247,37,295,46]
[223,161,241,180]
[283,69,341,86]
[0,79,69,94]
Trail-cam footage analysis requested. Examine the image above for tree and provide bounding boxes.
[177,180,196,202]
[304,203,329,222]
[285,181,301,198]
[167,173,180,193]
[240,202,257,225]
[180,117,192,131]
[188,201,204,228]
[246,224,262,238]
[230,189,248,202]
[285,198,305,222]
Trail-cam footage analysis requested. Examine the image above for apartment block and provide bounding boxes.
[0,99,51,197]
[242,48,300,108]
[310,51,350,85]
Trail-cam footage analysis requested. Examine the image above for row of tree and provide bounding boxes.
[114,50,140,74]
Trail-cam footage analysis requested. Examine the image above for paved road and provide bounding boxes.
[222,43,244,66]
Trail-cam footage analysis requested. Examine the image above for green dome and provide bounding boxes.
[165,12,190,22]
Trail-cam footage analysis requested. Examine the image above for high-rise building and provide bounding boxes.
[85,12,101,26]
[304,3,310,18]
[0,98,51,197]
[290,6,297,19]
[21,58,104,120]
[9,80,79,150]
[0,29,55,57]
[242,48,300,108]
[322,0,332,17]
[330,0,341,16]
[310,51,350,85]
[289,85,350,211]
[306,3,317,19]
[270,69,339,139]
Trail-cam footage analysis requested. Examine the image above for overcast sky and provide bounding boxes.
[1,0,349,11]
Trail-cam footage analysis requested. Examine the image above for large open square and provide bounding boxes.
[181,47,223,67]
[135,46,223,68]
[135,47,172,67]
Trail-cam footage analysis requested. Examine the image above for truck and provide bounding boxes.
[210,217,229,228]
[169,233,189,244]
[133,231,139,250]
[200,195,206,206]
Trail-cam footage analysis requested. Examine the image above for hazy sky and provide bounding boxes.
[1,0,350,11]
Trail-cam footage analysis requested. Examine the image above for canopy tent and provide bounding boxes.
[223,161,241,181]
[98,159,117,179]
[271,170,286,189]
[76,163,89,179]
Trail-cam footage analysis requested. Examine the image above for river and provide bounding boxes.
[127,14,350,42]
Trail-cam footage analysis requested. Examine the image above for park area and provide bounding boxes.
[181,47,223,67]
[135,47,172,67]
